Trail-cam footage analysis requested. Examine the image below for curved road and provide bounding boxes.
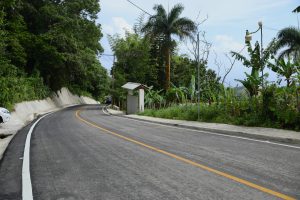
[0,105,299,199]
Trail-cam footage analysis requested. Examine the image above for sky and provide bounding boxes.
[97,0,299,86]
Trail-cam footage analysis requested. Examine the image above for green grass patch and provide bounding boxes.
[140,103,300,131]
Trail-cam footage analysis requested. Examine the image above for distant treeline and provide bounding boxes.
[0,0,109,109]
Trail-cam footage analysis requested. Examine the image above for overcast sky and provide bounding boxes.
[97,0,299,86]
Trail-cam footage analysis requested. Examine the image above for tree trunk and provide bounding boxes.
[165,48,171,90]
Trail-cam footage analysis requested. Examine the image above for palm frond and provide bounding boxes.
[293,6,300,13]
[261,38,277,65]
[231,51,251,67]
[276,27,300,54]
[168,3,184,24]
[153,4,167,20]
[267,61,281,74]
[172,17,196,39]
[141,3,196,43]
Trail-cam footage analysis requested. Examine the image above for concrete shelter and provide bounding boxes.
[122,82,147,114]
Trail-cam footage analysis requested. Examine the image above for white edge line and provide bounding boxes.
[102,106,300,150]
[22,113,52,200]
[102,106,111,116]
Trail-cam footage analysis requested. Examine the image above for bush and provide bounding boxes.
[141,83,300,131]
[0,72,49,110]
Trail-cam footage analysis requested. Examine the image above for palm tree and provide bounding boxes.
[142,4,196,90]
[275,27,300,61]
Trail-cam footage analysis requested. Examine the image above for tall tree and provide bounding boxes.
[142,4,196,90]
[171,56,197,87]
[109,32,157,86]
[19,0,108,98]
[109,32,157,105]
[0,0,109,102]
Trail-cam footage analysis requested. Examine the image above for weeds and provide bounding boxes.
[141,85,300,131]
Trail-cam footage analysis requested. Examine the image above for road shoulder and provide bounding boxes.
[106,108,300,144]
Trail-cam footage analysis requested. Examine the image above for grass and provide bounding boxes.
[140,103,300,131]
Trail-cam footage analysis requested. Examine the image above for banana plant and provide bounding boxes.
[235,72,261,97]
[231,39,276,96]
[145,87,165,109]
[268,57,298,87]
[166,83,187,104]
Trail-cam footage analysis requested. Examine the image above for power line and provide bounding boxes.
[100,54,115,63]
[264,25,279,32]
[125,0,152,16]
[101,53,114,57]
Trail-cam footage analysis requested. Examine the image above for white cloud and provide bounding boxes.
[209,35,247,85]
[214,35,244,53]
[102,17,133,37]
[113,17,133,34]
[181,0,292,25]
[99,0,292,37]
[98,0,295,83]
[102,24,114,35]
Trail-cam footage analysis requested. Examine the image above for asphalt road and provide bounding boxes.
[0,105,299,200]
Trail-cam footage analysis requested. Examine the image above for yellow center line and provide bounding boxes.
[75,110,295,200]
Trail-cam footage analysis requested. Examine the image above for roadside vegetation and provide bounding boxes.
[142,85,300,130]
[110,4,300,131]
[1,1,299,131]
[0,0,109,110]
[109,4,219,108]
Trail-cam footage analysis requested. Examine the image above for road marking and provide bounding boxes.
[103,108,300,150]
[22,113,51,200]
[102,106,111,116]
[76,109,296,200]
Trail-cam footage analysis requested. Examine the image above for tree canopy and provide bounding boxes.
[0,0,109,108]
[142,4,196,89]
[275,27,300,61]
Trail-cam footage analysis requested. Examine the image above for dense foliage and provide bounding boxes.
[141,37,300,130]
[141,4,196,89]
[108,32,153,107]
[275,27,300,61]
[109,30,221,108]
[138,5,300,131]
[142,84,300,130]
[231,40,276,97]
[0,0,109,109]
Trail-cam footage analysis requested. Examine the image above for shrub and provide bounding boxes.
[0,72,49,110]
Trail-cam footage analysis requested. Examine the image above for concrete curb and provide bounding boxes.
[105,108,300,145]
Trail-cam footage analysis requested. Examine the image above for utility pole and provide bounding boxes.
[245,21,263,89]
[112,54,116,106]
[259,21,264,89]
[197,32,200,121]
